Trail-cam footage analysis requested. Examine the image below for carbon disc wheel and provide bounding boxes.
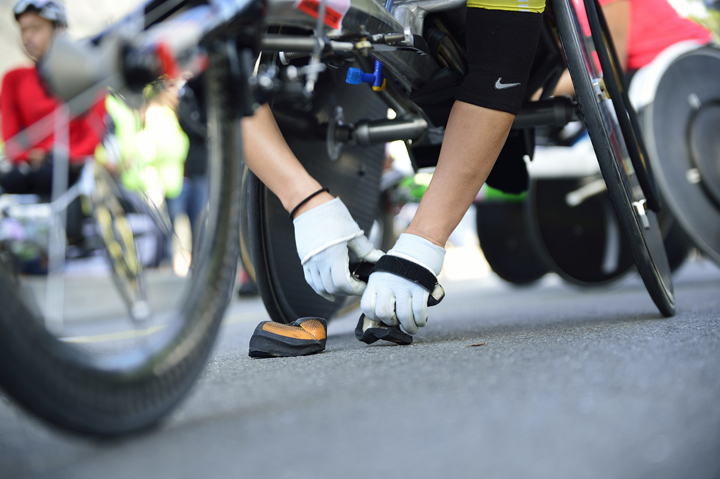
[243,66,388,324]
[476,201,549,285]
[527,176,692,285]
[526,177,635,286]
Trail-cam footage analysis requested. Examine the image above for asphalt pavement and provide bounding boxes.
[1,256,719,479]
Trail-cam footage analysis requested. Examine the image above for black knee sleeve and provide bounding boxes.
[456,8,544,115]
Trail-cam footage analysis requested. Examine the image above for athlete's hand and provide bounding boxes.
[361,233,445,335]
[294,198,383,301]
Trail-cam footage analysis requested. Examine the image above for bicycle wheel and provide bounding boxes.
[0,45,242,436]
[552,0,675,315]
[243,67,388,324]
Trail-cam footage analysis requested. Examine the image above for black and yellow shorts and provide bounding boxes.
[457,0,546,114]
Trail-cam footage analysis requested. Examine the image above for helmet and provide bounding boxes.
[14,0,67,27]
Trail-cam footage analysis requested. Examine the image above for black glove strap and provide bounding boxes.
[371,255,445,306]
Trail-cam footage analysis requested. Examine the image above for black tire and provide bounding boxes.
[244,67,388,324]
[527,177,690,285]
[552,0,675,315]
[0,46,243,436]
[526,178,635,286]
[476,201,549,285]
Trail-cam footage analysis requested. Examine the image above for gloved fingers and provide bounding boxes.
[395,292,419,335]
[318,290,336,303]
[348,235,384,264]
[360,289,377,322]
[337,265,367,296]
[413,291,430,329]
[320,245,366,296]
[323,263,365,297]
[373,286,398,327]
[303,266,314,290]
[318,264,341,298]
[305,244,359,297]
[360,279,399,326]
[306,265,336,302]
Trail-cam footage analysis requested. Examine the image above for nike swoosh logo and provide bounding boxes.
[495,78,521,90]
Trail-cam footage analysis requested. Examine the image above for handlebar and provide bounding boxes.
[39,0,263,112]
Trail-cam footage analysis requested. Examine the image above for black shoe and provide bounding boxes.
[355,314,413,345]
[249,317,327,358]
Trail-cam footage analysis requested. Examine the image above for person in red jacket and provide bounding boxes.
[603,0,711,72]
[0,0,105,196]
[554,0,711,95]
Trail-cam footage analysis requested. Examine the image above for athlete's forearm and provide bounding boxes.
[241,104,332,216]
[405,100,515,247]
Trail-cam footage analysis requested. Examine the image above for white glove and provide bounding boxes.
[294,198,383,301]
[361,233,445,335]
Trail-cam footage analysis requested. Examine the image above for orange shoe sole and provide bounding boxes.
[249,317,327,358]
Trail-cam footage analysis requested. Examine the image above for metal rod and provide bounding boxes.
[261,35,354,53]
[352,117,428,145]
[512,97,579,129]
[565,178,607,207]
[45,106,70,334]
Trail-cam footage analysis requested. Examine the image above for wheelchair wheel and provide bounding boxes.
[0,45,243,436]
[552,0,675,315]
[527,177,692,286]
[243,67,388,324]
[638,45,720,265]
[527,177,635,286]
[476,201,549,285]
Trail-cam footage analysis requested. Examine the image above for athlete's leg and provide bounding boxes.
[405,5,545,246]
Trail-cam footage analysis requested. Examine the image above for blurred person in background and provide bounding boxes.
[176,74,209,248]
[96,79,188,204]
[174,73,259,292]
[140,78,189,221]
[553,0,711,96]
[94,82,188,269]
[0,0,105,197]
[140,79,189,266]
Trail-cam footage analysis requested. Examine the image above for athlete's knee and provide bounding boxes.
[456,6,545,114]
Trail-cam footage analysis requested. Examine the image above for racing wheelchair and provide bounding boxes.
[0,0,687,436]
